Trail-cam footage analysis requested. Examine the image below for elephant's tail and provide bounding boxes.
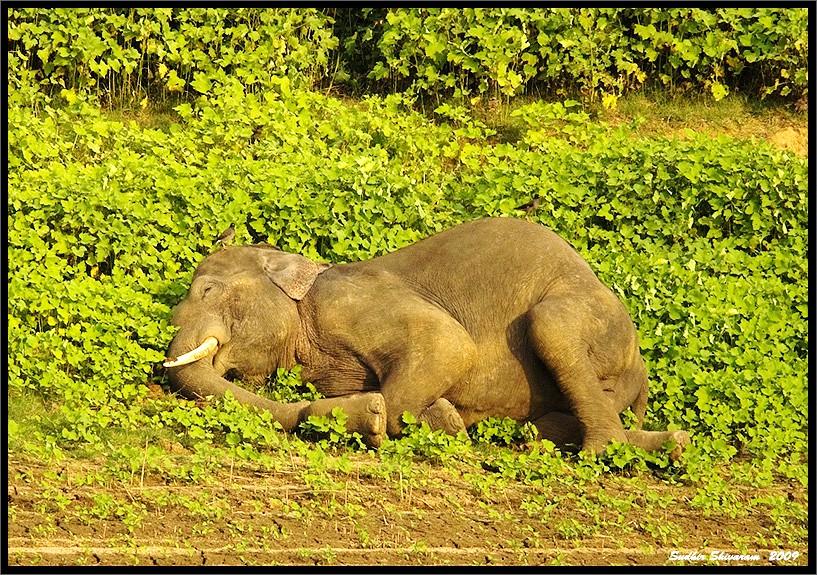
[631,375,648,430]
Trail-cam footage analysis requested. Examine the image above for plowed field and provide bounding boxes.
[7,453,808,567]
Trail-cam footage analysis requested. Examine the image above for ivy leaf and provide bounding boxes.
[710,82,728,102]
[190,72,211,94]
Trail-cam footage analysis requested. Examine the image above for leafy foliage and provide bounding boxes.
[8,7,808,107]
[8,83,807,479]
[261,367,323,403]
[7,8,337,107]
[299,408,366,450]
[380,413,472,463]
[471,417,539,447]
[354,8,808,100]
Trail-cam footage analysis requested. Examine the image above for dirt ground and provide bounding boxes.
[768,126,808,156]
[6,453,808,567]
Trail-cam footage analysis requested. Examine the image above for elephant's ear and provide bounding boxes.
[261,251,331,301]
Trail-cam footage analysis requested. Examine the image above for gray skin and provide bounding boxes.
[166,217,689,455]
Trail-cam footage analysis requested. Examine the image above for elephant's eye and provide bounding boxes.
[196,278,224,300]
[201,283,222,299]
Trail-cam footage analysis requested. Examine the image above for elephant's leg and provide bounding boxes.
[418,398,466,435]
[299,393,387,447]
[625,429,691,461]
[320,285,476,438]
[527,294,631,454]
[531,412,690,460]
[378,318,477,437]
[531,411,583,452]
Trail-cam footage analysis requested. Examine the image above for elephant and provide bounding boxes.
[164,217,690,456]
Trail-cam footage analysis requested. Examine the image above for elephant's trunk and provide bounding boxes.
[165,334,309,431]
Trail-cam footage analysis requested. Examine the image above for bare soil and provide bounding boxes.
[7,453,808,567]
[768,126,809,156]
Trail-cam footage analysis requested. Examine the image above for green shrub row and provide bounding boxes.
[7,85,807,472]
[8,7,808,106]
[359,8,808,100]
[8,7,337,107]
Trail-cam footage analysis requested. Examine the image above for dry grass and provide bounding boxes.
[469,90,808,156]
[599,92,808,155]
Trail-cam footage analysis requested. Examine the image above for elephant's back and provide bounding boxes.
[381,216,585,265]
[364,217,594,317]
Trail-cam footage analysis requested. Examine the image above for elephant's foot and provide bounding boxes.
[624,428,691,460]
[667,430,691,461]
[300,392,387,448]
[535,413,691,459]
[582,426,628,455]
[359,393,387,448]
[419,398,465,435]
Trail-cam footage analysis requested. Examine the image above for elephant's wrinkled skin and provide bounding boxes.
[166,217,689,455]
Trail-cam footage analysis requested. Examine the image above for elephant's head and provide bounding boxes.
[163,244,330,421]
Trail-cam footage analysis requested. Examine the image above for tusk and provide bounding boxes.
[163,337,219,368]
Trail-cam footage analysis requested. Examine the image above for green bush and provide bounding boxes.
[7,84,807,476]
[359,8,808,101]
[7,7,337,107]
[471,417,539,446]
[8,8,808,107]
